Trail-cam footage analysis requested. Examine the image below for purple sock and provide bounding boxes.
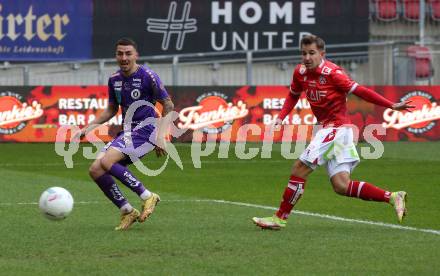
[95,173,128,208]
[109,163,146,196]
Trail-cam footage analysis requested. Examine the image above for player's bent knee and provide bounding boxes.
[291,160,313,179]
[330,174,350,195]
[99,157,115,172]
[332,183,347,195]
[89,162,104,179]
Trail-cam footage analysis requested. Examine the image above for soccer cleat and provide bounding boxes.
[138,193,160,223]
[390,191,407,223]
[115,208,140,231]
[252,215,287,230]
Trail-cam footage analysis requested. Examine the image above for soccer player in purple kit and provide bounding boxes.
[77,38,175,230]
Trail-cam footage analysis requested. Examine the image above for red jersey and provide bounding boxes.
[290,59,358,126]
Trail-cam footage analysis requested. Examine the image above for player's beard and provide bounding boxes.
[119,62,131,73]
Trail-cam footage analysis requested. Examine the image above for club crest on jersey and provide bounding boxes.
[299,65,306,75]
[131,89,141,99]
[114,81,122,87]
[319,76,327,84]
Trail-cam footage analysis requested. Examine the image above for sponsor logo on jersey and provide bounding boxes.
[132,78,142,88]
[321,66,332,75]
[305,88,327,102]
[178,91,249,134]
[382,90,439,133]
[0,91,44,135]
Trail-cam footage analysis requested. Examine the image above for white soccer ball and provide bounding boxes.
[39,187,74,220]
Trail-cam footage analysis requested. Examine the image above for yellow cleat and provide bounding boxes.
[390,191,407,223]
[252,215,287,230]
[114,208,140,231]
[138,193,160,223]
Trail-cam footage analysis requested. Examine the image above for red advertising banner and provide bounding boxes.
[0,86,116,142]
[0,86,439,142]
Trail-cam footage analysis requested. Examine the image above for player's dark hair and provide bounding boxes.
[116,37,138,51]
[300,35,325,51]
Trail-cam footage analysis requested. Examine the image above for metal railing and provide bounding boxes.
[0,41,439,86]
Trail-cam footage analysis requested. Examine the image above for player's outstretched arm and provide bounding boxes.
[352,85,393,108]
[352,85,415,112]
[76,103,119,140]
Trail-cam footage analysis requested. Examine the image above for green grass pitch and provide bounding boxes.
[0,142,439,275]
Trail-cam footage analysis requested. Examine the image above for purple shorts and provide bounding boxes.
[102,129,156,165]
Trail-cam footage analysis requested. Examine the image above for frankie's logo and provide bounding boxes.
[178,92,249,134]
[146,1,197,50]
[382,90,439,134]
[0,91,44,134]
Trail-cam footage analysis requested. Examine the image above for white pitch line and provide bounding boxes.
[166,199,440,236]
[2,198,439,236]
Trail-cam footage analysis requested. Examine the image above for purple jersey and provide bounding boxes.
[108,65,169,128]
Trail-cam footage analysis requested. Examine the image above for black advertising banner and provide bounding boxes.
[92,0,369,57]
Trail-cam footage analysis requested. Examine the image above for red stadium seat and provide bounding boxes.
[428,0,440,20]
[322,0,343,17]
[407,45,434,79]
[402,0,421,21]
[374,0,399,21]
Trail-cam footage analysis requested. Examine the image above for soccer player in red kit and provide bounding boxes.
[252,35,414,230]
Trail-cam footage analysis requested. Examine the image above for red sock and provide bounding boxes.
[275,176,306,220]
[346,180,391,202]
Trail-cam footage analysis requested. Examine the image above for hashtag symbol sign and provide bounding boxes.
[146,1,197,51]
